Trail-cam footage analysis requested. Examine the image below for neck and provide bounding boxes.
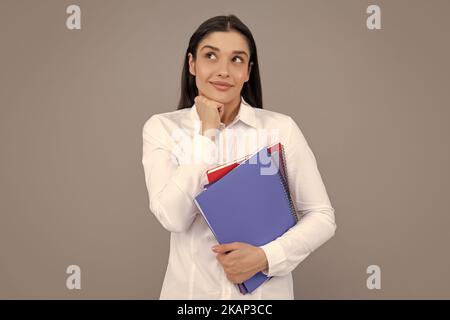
[220,97,241,126]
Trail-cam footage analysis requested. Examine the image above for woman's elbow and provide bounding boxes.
[318,207,337,241]
[327,209,337,239]
[329,220,337,238]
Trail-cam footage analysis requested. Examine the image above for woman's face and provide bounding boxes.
[188,31,252,104]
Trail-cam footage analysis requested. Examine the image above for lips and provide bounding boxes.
[210,81,233,91]
[210,81,233,87]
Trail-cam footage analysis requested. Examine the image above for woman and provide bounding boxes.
[142,14,336,300]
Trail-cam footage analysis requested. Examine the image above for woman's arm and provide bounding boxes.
[260,116,337,277]
[142,115,219,233]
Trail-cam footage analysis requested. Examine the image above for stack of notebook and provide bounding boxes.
[193,142,298,294]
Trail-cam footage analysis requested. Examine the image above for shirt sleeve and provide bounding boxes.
[142,115,220,233]
[259,116,337,277]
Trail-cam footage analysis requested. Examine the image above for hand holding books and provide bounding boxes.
[211,242,269,286]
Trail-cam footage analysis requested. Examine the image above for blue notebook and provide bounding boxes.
[193,145,298,294]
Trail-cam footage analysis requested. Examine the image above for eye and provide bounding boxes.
[205,52,217,60]
[233,56,244,63]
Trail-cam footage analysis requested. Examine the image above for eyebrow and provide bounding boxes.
[200,45,249,57]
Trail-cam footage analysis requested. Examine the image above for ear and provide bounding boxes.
[188,53,196,77]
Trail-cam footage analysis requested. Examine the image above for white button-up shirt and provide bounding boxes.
[142,96,336,299]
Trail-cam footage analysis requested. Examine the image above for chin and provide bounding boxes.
[207,91,237,104]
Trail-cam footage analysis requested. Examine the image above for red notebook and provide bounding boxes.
[206,142,285,184]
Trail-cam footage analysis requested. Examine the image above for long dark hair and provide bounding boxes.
[177,14,263,110]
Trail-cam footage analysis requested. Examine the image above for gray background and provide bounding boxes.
[1,0,449,299]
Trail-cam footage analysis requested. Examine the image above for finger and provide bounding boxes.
[212,242,240,253]
[195,95,206,105]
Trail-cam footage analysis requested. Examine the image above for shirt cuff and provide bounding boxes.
[259,240,287,277]
[192,133,219,165]
[171,133,220,194]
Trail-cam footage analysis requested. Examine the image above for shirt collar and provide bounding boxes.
[190,95,257,129]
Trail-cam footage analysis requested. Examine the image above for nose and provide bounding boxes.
[217,59,230,78]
